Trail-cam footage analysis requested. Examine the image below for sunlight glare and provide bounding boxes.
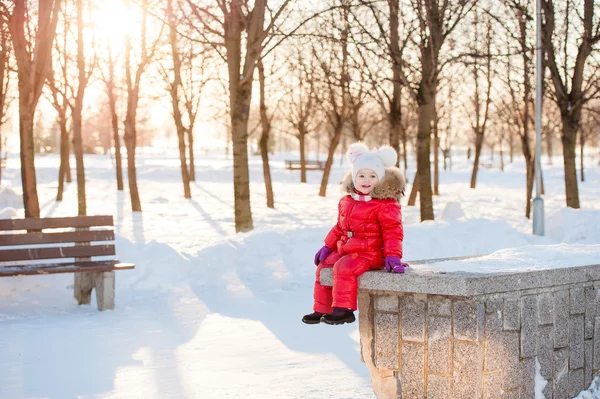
[90,0,132,50]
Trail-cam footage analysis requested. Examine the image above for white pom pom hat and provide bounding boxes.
[346,142,398,186]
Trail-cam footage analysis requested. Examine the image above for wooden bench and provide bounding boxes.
[284,160,327,170]
[0,215,134,311]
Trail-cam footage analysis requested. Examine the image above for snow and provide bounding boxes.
[535,357,548,399]
[0,150,600,398]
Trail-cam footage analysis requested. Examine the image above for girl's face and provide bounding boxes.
[355,169,379,194]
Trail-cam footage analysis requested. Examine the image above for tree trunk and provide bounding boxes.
[580,130,585,182]
[258,59,274,208]
[319,125,343,197]
[72,0,87,216]
[470,132,484,188]
[299,131,307,183]
[416,88,435,221]
[106,47,123,191]
[432,99,440,195]
[407,172,418,206]
[167,0,191,199]
[187,129,195,181]
[123,115,142,211]
[401,127,408,170]
[500,147,505,171]
[561,116,580,208]
[546,129,553,166]
[56,117,69,201]
[18,101,40,217]
[525,157,534,219]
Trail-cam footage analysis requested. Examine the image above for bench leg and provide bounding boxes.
[94,271,115,311]
[74,272,94,305]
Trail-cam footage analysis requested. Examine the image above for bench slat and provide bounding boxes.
[0,215,114,231]
[0,230,115,247]
[0,260,134,277]
[0,244,115,262]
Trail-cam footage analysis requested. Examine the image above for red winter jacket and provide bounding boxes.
[324,168,405,260]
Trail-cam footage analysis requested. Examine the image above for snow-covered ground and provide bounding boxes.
[0,149,599,399]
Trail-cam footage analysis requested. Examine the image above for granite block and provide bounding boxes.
[503,298,520,331]
[554,290,570,348]
[554,348,569,398]
[570,315,585,370]
[571,286,586,315]
[453,342,483,398]
[375,294,399,312]
[401,343,424,398]
[538,292,554,325]
[569,368,584,398]
[429,296,451,316]
[483,372,502,399]
[521,295,538,358]
[374,313,399,369]
[426,375,451,399]
[484,309,503,372]
[427,316,451,374]
[401,294,426,342]
[454,299,484,341]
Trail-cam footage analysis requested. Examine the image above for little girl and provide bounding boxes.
[303,142,406,325]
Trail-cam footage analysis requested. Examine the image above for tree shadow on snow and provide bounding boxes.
[0,235,204,399]
[185,227,371,382]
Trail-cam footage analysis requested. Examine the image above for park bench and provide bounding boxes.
[0,215,134,311]
[284,159,327,170]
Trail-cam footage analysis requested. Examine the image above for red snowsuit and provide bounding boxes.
[314,169,405,313]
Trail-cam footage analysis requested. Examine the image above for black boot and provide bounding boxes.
[321,307,355,325]
[302,311,324,325]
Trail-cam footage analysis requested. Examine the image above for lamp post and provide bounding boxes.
[532,0,545,235]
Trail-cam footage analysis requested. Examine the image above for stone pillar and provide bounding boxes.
[321,260,600,399]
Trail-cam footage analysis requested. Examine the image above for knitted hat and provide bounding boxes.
[346,142,398,186]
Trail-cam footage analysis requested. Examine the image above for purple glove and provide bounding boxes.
[385,256,409,273]
[314,245,333,266]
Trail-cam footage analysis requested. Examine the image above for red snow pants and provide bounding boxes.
[313,251,383,313]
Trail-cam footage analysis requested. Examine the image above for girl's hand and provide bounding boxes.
[314,246,333,266]
[385,256,408,273]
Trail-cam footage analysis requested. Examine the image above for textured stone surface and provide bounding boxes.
[426,375,450,399]
[482,372,502,399]
[571,286,586,315]
[499,389,520,399]
[554,290,570,348]
[521,295,538,357]
[427,316,451,374]
[485,297,503,314]
[569,368,585,398]
[374,313,399,369]
[538,292,554,325]
[428,296,451,316]
[453,300,484,341]
[503,298,520,331]
[358,292,373,365]
[365,368,401,399]
[537,325,554,378]
[484,309,503,372]
[595,317,600,370]
[501,332,520,390]
[401,343,424,398]
[320,262,600,296]
[570,315,585,370]
[585,286,596,339]
[585,339,593,388]
[401,295,426,342]
[519,357,535,399]
[375,294,399,312]
[453,342,482,398]
[554,348,569,398]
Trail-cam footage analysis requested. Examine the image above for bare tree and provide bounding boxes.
[284,49,319,183]
[5,0,61,217]
[467,8,493,189]
[314,2,351,197]
[103,44,124,191]
[123,0,163,212]
[184,0,293,231]
[542,0,600,208]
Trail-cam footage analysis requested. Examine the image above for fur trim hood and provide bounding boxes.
[341,167,406,201]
